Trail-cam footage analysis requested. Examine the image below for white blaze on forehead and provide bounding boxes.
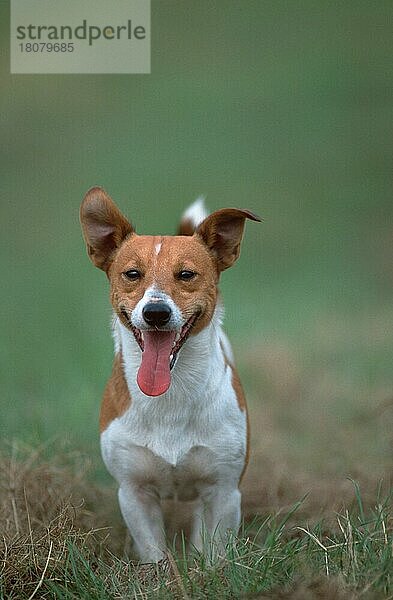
[155,242,162,255]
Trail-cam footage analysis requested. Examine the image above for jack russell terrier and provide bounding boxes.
[80,187,260,562]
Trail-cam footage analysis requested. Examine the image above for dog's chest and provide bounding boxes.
[102,317,247,495]
[101,374,246,496]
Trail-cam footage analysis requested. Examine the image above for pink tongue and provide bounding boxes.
[137,331,176,396]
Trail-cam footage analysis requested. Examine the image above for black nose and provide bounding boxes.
[142,302,172,327]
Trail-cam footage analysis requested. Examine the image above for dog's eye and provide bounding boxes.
[178,270,196,281]
[123,269,141,281]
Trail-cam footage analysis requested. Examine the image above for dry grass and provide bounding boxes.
[1,332,392,597]
[0,438,391,599]
[0,444,93,598]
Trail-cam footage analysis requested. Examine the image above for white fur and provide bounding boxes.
[102,305,246,562]
[155,242,162,255]
[181,196,208,229]
[130,286,184,332]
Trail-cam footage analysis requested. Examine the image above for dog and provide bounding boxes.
[80,187,260,562]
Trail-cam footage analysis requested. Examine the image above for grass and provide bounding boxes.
[0,444,391,599]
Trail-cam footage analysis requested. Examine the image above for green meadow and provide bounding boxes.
[1,2,392,597]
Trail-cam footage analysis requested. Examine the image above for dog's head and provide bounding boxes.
[80,187,260,397]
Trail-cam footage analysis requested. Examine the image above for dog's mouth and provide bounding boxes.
[121,310,199,397]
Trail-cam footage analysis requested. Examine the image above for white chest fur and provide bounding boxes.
[101,309,247,497]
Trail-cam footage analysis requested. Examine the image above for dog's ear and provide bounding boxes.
[80,187,134,271]
[196,208,261,271]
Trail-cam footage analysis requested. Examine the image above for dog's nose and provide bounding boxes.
[142,302,172,327]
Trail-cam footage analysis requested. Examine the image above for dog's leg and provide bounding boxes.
[198,485,241,557]
[118,484,166,563]
[189,497,205,553]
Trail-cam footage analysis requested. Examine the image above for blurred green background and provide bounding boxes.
[1,2,392,477]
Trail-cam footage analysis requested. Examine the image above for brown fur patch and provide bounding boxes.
[196,208,261,271]
[230,364,247,412]
[219,340,247,411]
[232,366,250,483]
[220,340,249,482]
[109,234,219,336]
[177,219,195,236]
[99,352,131,432]
[80,187,134,271]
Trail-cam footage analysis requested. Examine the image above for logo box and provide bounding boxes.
[11,0,150,74]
